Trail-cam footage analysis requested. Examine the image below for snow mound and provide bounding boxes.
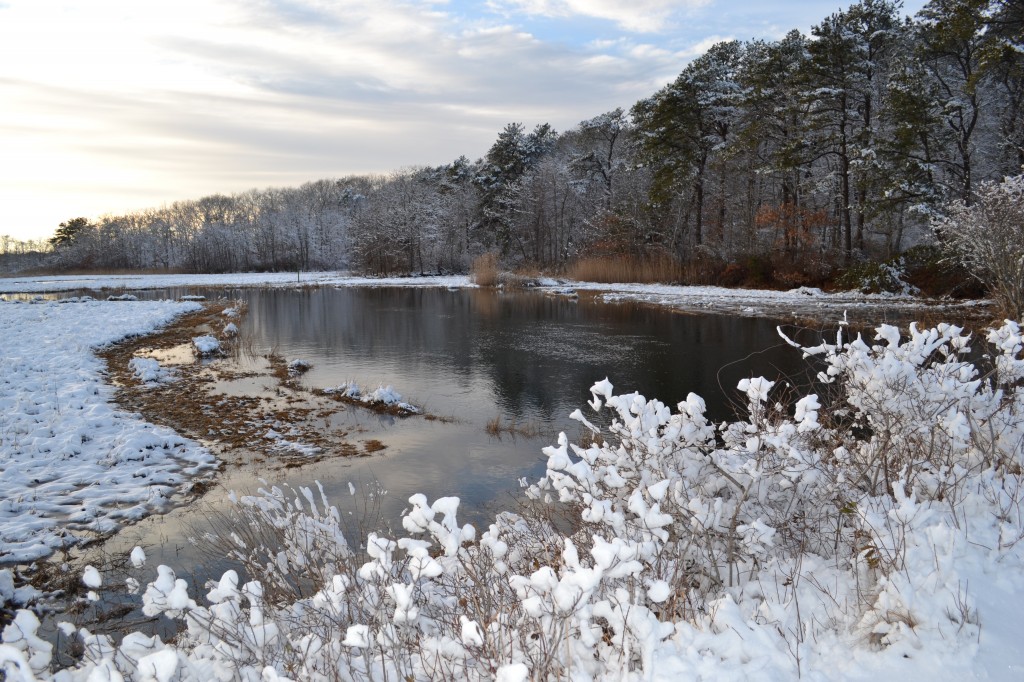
[191,335,221,356]
[324,381,420,414]
[128,356,173,385]
[287,359,311,376]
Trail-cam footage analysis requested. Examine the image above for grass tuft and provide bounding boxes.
[470,253,500,287]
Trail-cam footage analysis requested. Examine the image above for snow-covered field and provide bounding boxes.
[1,274,1018,681]
[0,297,217,563]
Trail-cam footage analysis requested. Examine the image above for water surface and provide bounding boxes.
[96,286,824,590]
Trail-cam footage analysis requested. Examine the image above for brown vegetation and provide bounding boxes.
[566,253,683,284]
[470,252,500,287]
[565,250,837,290]
[98,302,369,470]
[485,415,544,440]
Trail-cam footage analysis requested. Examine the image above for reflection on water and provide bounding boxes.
[100,286,823,587]
[230,287,820,512]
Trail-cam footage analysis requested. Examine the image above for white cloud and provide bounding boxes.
[1,0,694,239]
[1,0,893,240]
[680,34,736,58]
[490,0,710,32]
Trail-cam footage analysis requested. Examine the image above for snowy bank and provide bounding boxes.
[0,298,218,563]
[552,280,988,320]
[0,272,985,321]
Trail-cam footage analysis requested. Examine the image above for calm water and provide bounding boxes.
[226,287,820,513]
[92,286,823,588]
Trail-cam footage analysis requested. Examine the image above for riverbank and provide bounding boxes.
[0,270,993,325]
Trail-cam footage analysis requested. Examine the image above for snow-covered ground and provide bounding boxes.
[0,272,469,295]
[0,297,217,563]
[0,271,987,321]
[540,280,988,320]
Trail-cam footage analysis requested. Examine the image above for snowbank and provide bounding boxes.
[0,298,218,563]
[559,280,985,319]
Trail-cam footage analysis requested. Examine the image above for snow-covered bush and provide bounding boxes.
[933,172,1024,319]
[836,258,920,295]
[5,320,1024,680]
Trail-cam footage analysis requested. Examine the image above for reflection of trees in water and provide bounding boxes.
[475,297,813,424]
[243,288,479,379]
[238,288,817,425]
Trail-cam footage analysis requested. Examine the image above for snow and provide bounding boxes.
[190,335,220,356]
[0,272,473,295]
[0,273,1019,681]
[287,358,311,376]
[0,297,217,562]
[558,280,984,319]
[0,272,986,322]
[323,381,421,413]
[81,566,101,589]
[128,357,173,384]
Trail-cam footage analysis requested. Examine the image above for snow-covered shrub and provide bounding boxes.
[933,172,1024,319]
[836,258,919,295]
[7,320,1024,681]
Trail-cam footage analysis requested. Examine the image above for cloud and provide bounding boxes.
[488,0,710,32]
[0,0,702,239]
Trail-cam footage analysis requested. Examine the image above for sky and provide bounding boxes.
[0,0,927,242]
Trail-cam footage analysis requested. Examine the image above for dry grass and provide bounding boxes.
[471,252,500,287]
[567,253,683,284]
[98,303,362,469]
[485,415,543,440]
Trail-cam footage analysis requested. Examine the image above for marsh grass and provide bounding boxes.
[470,253,500,287]
[484,415,543,440]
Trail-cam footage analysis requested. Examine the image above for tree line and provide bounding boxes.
[19,0,1024,287]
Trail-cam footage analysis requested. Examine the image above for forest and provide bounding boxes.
[3,0,1021,292]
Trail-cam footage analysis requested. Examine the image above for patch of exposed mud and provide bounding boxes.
[97,301,415,472]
